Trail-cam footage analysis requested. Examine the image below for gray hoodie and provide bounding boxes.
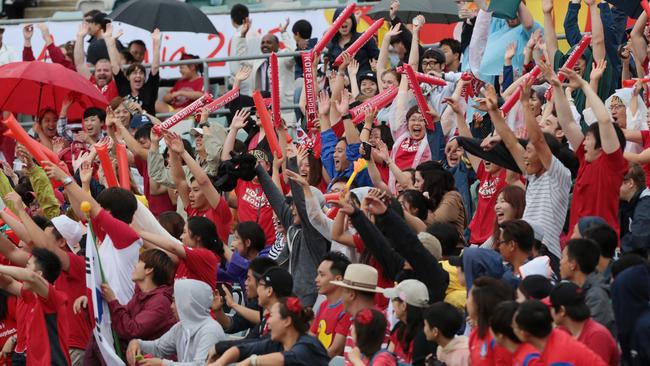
[256,158,330,307]
[583,272,617,338]
[139,279,226,365]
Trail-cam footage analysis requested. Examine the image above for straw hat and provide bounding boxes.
[330,264,384,293]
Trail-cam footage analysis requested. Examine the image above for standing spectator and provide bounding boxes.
[228,3,259,96]
[513,300,607,366]
[125,279,226,366]
[560,239,616,337]
[74,23,119,101]
[549,282,619,365]
[22,24,75,71]
[439,39,462,72]
[85,12,110,65]
[127,40,146,63]
[310,252,351,358]
[325,7,380,75]
[0,28,18,65]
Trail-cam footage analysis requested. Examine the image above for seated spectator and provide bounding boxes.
[582,223,618,284]
[515,274,553,302]
[208,297,328,366]
[618,163,650,256]
[549,282,619,365]
[560,239,616,336]
[156,53,204,113]
[513,300,607,366]
[125,279,226,365]
[348,309,395,366]
[423,301,469,366]
[219,221,266,290]
[489,301,541,366]
[310,252,351,358]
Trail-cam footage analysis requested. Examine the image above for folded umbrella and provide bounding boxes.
[0,61,108,119]
[109,0,217,34]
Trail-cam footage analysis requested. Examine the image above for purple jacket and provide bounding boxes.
[108,284,177,342]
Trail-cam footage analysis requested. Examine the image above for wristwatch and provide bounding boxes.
[62,176,74,186]
[250,354,258,366]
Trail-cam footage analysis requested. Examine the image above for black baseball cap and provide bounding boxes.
[422,47,446,64]
[259,267,293,297]
[519,275,553,300]
[358,72,377,84]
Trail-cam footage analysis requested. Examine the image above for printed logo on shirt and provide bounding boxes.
[242,188,270,208]
[399,138,421,153]
[317,319,333,348]
[478,176,501,198]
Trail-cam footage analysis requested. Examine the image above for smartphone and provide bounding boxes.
[362,142,372,160]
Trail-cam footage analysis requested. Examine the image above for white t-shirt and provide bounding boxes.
[522,156,571,258]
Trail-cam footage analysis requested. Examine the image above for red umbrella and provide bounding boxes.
[0,61,108,120]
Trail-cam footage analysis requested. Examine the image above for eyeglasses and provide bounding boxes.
[609,104,625,110]
[421,60,439,68]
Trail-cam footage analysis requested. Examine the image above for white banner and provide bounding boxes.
[0,9,333,79]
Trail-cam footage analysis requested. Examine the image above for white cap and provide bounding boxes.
[51,215,83,252]
[383,279,429,308]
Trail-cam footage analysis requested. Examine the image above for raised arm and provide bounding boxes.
[407,15,424,69]
[163,133,192,208]
[0,264,49,298]
[479,85,526,173]
[585,0,606,63]
[150,29,161,76]
[104,23,121,75]
[335,89,360,145]
[520,78,552,170]
[137,230,185,260]
[540,62,584,150]
[542,0,558,66]
[377,24,402,92]
[74,23,90,78]
[518,2,534,31]
[221,109,250,162]
[630,12,648,78]
[0,230,29,267]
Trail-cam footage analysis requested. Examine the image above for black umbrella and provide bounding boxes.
[108,0,217,34]
[367,0,460,24]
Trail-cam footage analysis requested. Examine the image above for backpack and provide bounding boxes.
[368,350,412,366]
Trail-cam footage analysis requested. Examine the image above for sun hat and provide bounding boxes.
[330,263,384,293]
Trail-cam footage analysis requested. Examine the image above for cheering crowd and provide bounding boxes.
[0,0,650,365]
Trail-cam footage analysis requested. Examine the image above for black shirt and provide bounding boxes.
[114,70,160,115]
[237,334,330,366]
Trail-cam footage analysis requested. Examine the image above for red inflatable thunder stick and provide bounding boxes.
[312,3,356,55]
[3,127,63,167]
[642,0,650,25]
[115,142,131,190]
[94,142,119,188]
[252,91,283,159]
[350,86,399,124]
[301,51,318,130]
[544,34,592,100]
[333,18,385,67]
[500,66,542,115]
[402,64,434,130]
[153,93,213,134]
[396,66,447,87]
[200,87,240,115]
[623,78,650,88]
[270,52,282,128]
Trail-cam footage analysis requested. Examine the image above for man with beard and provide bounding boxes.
[74,22,118,101]
[236,18,296,127]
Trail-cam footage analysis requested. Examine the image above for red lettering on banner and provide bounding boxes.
[206,33,226,67]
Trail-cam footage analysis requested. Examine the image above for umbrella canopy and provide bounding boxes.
[109,0,218,34]
[0,61,108,119]
[367,0,460,24]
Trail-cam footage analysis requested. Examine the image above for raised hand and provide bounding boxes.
[589,59,607,83]
[36,23,51,44]
[235,64,252,82]
[538,60,561,87]
[386,23,402,38]
[541,0,553,13]
[241,17,252,37]
[279,18,290,33]
[163,131,185,154]
[42,160,69,182]
[364,188,388,216]
[335,89,351,115]
[339,51,353,70]
[285,170,309,188]
[5,192,24,210]
[443,96,463,115]
[231,109,250,131]
[317,91,330,116]
[389,0,400,19]
[558,67,587,90]
[151,28,161,44]
[23,24,34,41]
[413,14,425,32]
[77,22,88,38]
[504,42,517,64]
[363,106,378,125]
[80,161,93,185]
[347,58,359,77]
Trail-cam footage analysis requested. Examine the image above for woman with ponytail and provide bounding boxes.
[348,308,399,366]
[136,216,224,290]
[207,297,329,366]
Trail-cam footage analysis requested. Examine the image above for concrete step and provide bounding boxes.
[37,0,78,7]
[24,5,77,18]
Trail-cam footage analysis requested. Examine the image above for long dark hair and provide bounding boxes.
[416,161,456,208]
[187,216,225,262]
[394,300,425,353]
[471,277,514,338]
[354,308,387,357]
[491,185,526,243]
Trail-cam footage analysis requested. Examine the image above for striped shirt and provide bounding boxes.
[522,157,572,259]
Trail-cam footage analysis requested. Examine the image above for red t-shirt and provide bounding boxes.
[389,327,413,364]
[540,328,608,366]
[511,343,541,366]
[569,146,627,237]
[175,247,219,290]
[640,131,650,187]
[468,328,512,366]
[310,299,349,349]
[22,285,71,366]
[89,76,119,102]
[186,196,233,244]
[134,157,174,218]
[235,180,276,245]
[468,163,507,244]
[54,252,92,350]
[0,296,16,366]
[169,77,204,109]
[394,137,429,171]
[572,319,619,366]
[352,235,391,310]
